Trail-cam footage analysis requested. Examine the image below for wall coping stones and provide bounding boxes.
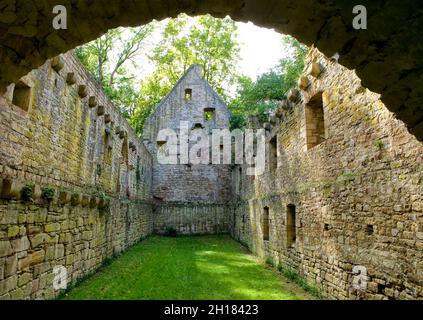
[58,191,71,205]
[77,85,88,98]
[66,72,76,85]
[88,96,97,108]
[308,62,322,78]
[0,179,23,200]
[97,105,105,116]
[298,76,310,90]
[50,57,64,73]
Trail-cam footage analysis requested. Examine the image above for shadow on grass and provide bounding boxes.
[61,235,313,300]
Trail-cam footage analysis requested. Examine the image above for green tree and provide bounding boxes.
[75,25,155,117]
[149,14,240,98]
[131,13,241,135]
[229,36,307,129]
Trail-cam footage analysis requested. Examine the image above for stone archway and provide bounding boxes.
[0,0,422,140]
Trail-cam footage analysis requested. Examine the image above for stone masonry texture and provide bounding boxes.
[230,47,423,300]
[0,52,154,299]
[0,45,422,300]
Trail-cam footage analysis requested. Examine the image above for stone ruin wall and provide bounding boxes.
[0,45,422,300]
[0,52,154,299]
[231,48,423,300]
[143,65,233,235]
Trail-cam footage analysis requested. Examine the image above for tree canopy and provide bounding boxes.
[75,14,307,135]
[75,24,155,118]
[228,36,307,129]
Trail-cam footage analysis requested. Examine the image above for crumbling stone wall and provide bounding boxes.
[0,52,154,299]
[231,48,423,300]
[154,203,230,235]
[0,1,422,141]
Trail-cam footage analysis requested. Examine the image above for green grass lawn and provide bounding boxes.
[61,235,314,300]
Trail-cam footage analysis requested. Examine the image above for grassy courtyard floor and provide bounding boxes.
[61,235,314,300]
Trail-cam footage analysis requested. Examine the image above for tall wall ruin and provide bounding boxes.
[142,65,233,235]
[231,48,423,300]
[0,52,154,299]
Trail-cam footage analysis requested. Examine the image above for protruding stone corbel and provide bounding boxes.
[0,179,22,200]
[98,197,108,209]
[119,131,126,139]
[78,85,88,98]
[81,195,90,207]
[288,88,299,102]
[115,126,121,135]
[308,62,322,78]
[104,114,111,123]
[90,196,99,208]
[33,185,42,200]
[298,76,310,90]
[71,193,82,206]
[58,191,71,205]
[66,73,76,85]
[88,96,97,108]
[97,105,105,116]
[51,57,64,73]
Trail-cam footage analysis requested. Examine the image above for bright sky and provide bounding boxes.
[134,19,288,82]
[236,21,288,80]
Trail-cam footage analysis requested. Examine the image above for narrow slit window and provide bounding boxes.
[185,88,192,101]
[287,204,296,247]
[204,108,215,121]
[269,136,277,172]
[263,207,270,241]
[239,167,242,193]
[305,92,326,149]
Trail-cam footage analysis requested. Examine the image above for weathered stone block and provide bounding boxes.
[19,250,45,270]
[71,193,82,206]
[7,226,20,238]
[30,233,47,248]
[51,57,64,73]
[0,275,17,294]
[88,96,97,108]
[1,179,22,200]
[80,195,90,207]
[17,273,32,287]
[97,105,105,116]
[308,62,321,78]
[58,191,71,205]
[5,254,17,277]
[90,196,99,208]
[66,72,76,85]
[288,88,299,102]
[104,114,111,123]
[44,223,60,233]
[10,237,29,252]
[78,85,88,98]
[298,76,310,90]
